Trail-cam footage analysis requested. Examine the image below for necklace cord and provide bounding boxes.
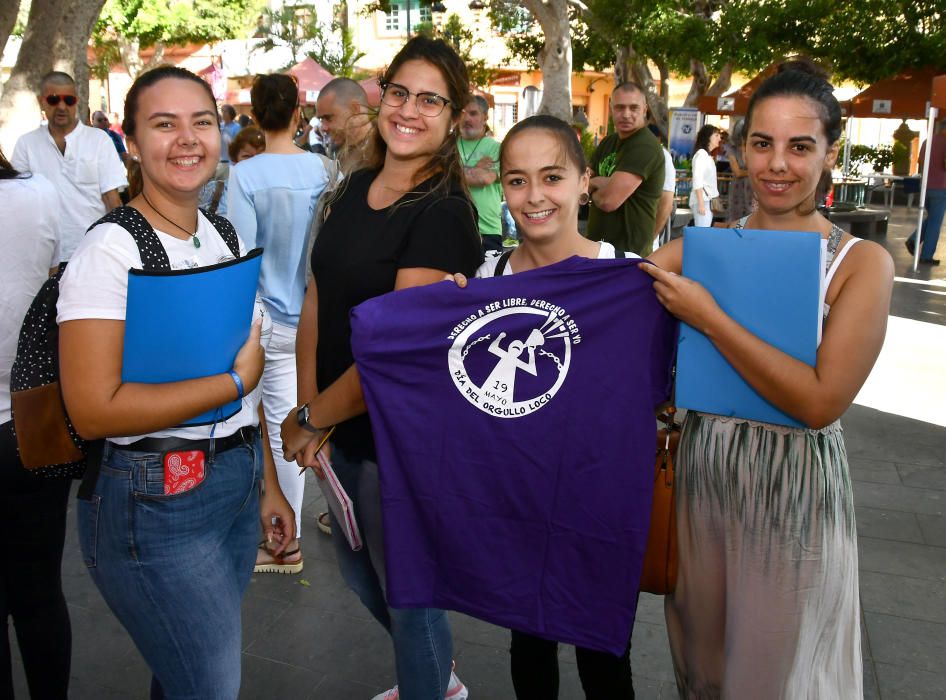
[141,191,197,239]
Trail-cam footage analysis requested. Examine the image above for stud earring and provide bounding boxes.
[579,192,590,206]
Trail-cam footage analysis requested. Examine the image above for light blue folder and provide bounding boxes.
[122,248,263,426]
[677,227,822,428]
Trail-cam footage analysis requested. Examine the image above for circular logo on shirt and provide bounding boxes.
[447,302,578,418]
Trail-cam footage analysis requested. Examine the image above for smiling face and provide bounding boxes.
[126,78,220,200]
[501,128,590,243]
[610,87,647,139]
[745,95,838,216]
[39,81,78,133]
[378,59,455,166]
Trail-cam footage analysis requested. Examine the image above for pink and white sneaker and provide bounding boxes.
[370,662,469,700]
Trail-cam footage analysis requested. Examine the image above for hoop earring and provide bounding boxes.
[579,192,590,206]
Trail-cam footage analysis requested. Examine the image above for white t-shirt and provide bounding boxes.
[475,241,636,277]
[662,148,676,193]
[12,122,128,262]
[57,211,269,443]
[0,174,60,424]
[690,148,719,199]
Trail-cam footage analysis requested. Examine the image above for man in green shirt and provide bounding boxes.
[587,83,666,256]
[459,95,503,253]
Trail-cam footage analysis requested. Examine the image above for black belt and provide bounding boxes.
[108,425,258,455]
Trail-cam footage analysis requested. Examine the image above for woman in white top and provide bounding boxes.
[58,66,294,699]
[645,60,894,698]
[461,114,640,699]
[689,124,721,226]
[0,154,68,699]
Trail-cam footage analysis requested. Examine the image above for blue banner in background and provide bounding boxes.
[669,108,700,160]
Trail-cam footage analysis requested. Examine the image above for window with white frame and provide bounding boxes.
[384,0,431,33]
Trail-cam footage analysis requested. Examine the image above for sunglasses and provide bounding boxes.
[44,94,77,107]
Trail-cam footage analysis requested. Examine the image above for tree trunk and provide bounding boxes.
[521,0,573,122]
[120,36,144,80]
[0,0,21,70]
[683,60,733,108]
[0,0,66,153]
[51,0,108,122]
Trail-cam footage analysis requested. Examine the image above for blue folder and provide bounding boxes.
[677,227,823,428]
[122,248,263,426]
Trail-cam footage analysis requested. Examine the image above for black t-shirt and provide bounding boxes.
[312,168,483,459]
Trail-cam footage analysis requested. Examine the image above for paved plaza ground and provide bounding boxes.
[10,205,946,699]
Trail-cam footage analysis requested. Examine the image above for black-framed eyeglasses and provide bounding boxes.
[380,82,452,118]
[45,94,77,107]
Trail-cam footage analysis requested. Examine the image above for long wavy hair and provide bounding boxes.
[367,35,471,198]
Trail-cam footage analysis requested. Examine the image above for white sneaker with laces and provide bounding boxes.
[370,662,469,700]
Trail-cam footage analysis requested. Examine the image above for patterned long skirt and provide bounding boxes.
[665,411,862,699]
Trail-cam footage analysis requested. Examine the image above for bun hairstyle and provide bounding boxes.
[746,57,842,211]
[499,115,586,174]
[251,74,299,132]
[123,65,218,139]
[370,35,471,196]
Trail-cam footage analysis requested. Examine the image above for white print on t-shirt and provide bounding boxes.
[447,299,581,418]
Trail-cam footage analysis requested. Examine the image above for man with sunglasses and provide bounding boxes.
[12,71,127,262]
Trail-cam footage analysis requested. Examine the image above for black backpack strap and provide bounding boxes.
[90,206,171,271]
[493,249,513,276]
[201,209,241,259]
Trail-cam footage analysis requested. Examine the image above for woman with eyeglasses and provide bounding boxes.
[280,36,481,699]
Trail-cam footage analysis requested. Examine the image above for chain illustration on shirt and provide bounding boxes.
[447,298,581,417]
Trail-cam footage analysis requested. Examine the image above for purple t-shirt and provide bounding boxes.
[350,256,677,655]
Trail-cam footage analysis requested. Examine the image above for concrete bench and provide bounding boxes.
[827,207,890,237]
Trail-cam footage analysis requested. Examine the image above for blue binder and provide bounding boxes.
[677,227,823,428]
[122,248,263,426]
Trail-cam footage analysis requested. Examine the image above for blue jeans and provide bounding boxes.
[908,187,946,259]
[329,445,454,700]
[78,436,263,700]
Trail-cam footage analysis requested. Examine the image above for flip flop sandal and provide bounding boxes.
[317,511,332,536]
[254,541,304,574]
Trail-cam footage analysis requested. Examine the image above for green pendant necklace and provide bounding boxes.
[141,192,201,247]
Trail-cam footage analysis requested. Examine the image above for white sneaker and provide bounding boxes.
[370,663,469,700]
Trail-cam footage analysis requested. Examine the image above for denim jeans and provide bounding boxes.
[908,187,946,259]
[329,445,454,700]
[78,436,263,700]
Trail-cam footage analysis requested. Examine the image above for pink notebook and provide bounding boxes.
[316,451,363,551]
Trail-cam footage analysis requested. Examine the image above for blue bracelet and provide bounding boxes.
[228,370,245,399]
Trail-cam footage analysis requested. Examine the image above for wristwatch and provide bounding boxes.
[296,403,322,434]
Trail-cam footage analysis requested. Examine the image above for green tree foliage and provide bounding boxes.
[806,0,946,83]
[254,5,366,77]
[93,0,258,79]
[415,12,496,88]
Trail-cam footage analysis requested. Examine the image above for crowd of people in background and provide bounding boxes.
[1,35,901,700]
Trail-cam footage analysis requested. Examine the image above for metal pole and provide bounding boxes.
[842,117,853,177]
[913,105,938,273]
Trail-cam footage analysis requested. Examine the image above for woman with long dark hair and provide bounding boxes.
[0,151,69,698]
[281,36,482,699]
[58,66,294,699]
[689,124,721,226]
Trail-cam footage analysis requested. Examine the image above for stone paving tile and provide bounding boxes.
[853,481,946,517]
[630,620,676,685]
[855,506,925,543]
[309,676,387,699]
[916,513,946,547]
[848,457,901,485]
[864,612,946,674]
[898,463,946,491]
[863,659,880,700]
[858,536,946,580]
[859,571,946,624]
[875,661,946,699]
[239,653,322,700]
